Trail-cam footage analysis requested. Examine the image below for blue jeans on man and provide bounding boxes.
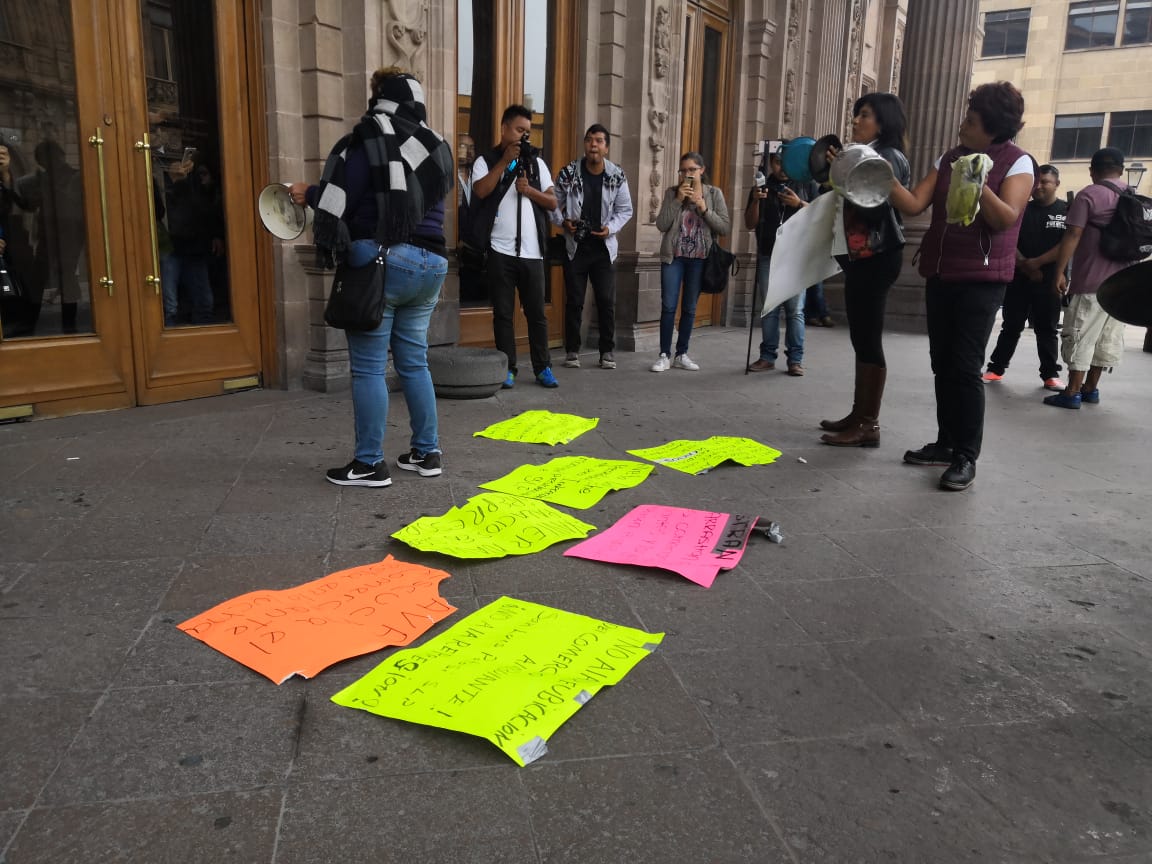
[756,255,805,366]
[345,242,447,466]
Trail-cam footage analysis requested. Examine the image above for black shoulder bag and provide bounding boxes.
[324,247,387,331]
[701,234,738,294]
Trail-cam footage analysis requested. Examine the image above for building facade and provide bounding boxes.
[973,0,1152,192]
[2,0,929,418]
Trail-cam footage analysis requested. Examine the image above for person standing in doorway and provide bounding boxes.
[744,149,816,376]
[470,105,559,389]
[983,164,1067,391]
[553,124,634,371]
[651,152,730,372]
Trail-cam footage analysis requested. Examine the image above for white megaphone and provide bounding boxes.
[257,183,313,240]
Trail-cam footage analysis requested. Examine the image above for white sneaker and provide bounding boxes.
[650,353,671,372]
[673,353,700,371]
[563,352,581,368]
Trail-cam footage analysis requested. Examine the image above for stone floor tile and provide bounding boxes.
[0,810,25,852]
[42,512,212,561]
[3,789,281,864]
[217,481,340,515]
[160,553,331,611]
[0,561,32,593]
[277,770,537,864]
[522,750,791,864]
[884,565,1102,632]
[669,643,902,744]
[926,716,1152,860]
[114,611,267,688]
[1012,563,1152,649]
[742,531,877,582]
[39,683,303,805]
[771,494,923,534]
[0,614,147,693]
[828,634,1071,727]
[1090,707,1152,759]
[828,526,991,577]
[985,627,1152,714]
[1,558,183,617]
[0,692,99,809]
[197,512,335,556]
[933,522,1107,569]
[618,572,809,650]
[729,731,1034,863]
[763,576,955,642]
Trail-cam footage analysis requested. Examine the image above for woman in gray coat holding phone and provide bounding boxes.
[651,151,730,372]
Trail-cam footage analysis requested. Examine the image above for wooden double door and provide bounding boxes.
[0,0,267,418]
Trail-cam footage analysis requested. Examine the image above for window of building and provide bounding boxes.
[1066,0,1119,49]
[982,8,1031,57]
[1123,0,1152,44]
[1108,110,1152,156]
[1052,113,1105,158]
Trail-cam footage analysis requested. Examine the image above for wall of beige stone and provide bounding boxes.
[973,0,1152,194]
[261,0,910,384]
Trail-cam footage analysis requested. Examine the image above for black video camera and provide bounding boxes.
[514,132,540,178]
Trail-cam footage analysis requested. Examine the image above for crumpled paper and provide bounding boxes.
[945,153,993,226]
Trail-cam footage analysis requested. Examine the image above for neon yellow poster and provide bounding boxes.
[392,492,596,558]
[473,410,599,445]
[627,435,782,475]
[479,456,654,509]
[331,596,665,765]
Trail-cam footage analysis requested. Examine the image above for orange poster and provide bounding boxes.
[178,556,456,683]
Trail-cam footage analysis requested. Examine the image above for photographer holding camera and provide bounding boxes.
[552,124,634,370]
[744,148,819,375]
[471,104,560,388]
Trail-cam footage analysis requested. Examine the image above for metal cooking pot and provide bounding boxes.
[829,144,894,208]
[1098,260,1152,326]
[780,137,816,184]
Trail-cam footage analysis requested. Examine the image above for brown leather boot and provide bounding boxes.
[821,364,886,447]
[820,361,865,431]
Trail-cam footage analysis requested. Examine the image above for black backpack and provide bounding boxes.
[1097,180,1152,262]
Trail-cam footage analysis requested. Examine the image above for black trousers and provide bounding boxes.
[487,251,551,376]
[925,278,1006,462]
[986,276,1062,379]
[563,242,616,355]
[841,247,903,367]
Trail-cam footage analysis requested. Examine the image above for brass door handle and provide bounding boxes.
[87,130,115,296]
[136,133,162,294]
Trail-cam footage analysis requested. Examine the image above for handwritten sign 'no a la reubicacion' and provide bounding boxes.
[473,410,599,445]
[479,456,654,509]
[330,596,664,765]
[178,556,456,683]
[626,436,782,475]
[564,505,759,587]
[391,492,596,559]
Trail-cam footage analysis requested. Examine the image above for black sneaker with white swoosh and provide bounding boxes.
[396,449,442,477]
[325,459,392,487]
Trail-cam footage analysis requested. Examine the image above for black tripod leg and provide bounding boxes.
[745,274,760,374]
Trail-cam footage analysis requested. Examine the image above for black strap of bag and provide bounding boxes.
[324,247,387,331]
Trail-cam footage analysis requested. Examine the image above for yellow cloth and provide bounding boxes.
[945,153,992,226]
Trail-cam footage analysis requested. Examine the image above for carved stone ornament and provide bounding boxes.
[844,0,865,138]
[892,24,905,96]
[783,0,802,129]
[648,4,671,221]
[384,0,429,75]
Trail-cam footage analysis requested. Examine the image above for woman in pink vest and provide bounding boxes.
[889,82,1034,492]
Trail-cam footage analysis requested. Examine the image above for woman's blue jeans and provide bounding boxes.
[659,256,706,356]
[344,242,447,466]
[757,254,805,364]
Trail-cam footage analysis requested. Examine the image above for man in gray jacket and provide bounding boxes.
[552,124,634,369]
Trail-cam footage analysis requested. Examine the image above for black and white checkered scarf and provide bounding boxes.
[312,74,454,266]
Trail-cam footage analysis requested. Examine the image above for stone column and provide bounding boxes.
[876,0,980,332]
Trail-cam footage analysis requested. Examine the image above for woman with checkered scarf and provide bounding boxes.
[290,67,455,488]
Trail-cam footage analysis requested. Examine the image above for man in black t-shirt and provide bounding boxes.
[984,164,1068,390]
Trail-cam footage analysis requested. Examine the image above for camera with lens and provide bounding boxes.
[515,133,540,178]
[572,219,592,244]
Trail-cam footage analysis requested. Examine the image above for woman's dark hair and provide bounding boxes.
[853,92,907,153]
[679,151,707,183]
[967,81,1025,143]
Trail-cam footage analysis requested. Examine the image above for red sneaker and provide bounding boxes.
[982,371,1004,382]
[1043,377,1065,392]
